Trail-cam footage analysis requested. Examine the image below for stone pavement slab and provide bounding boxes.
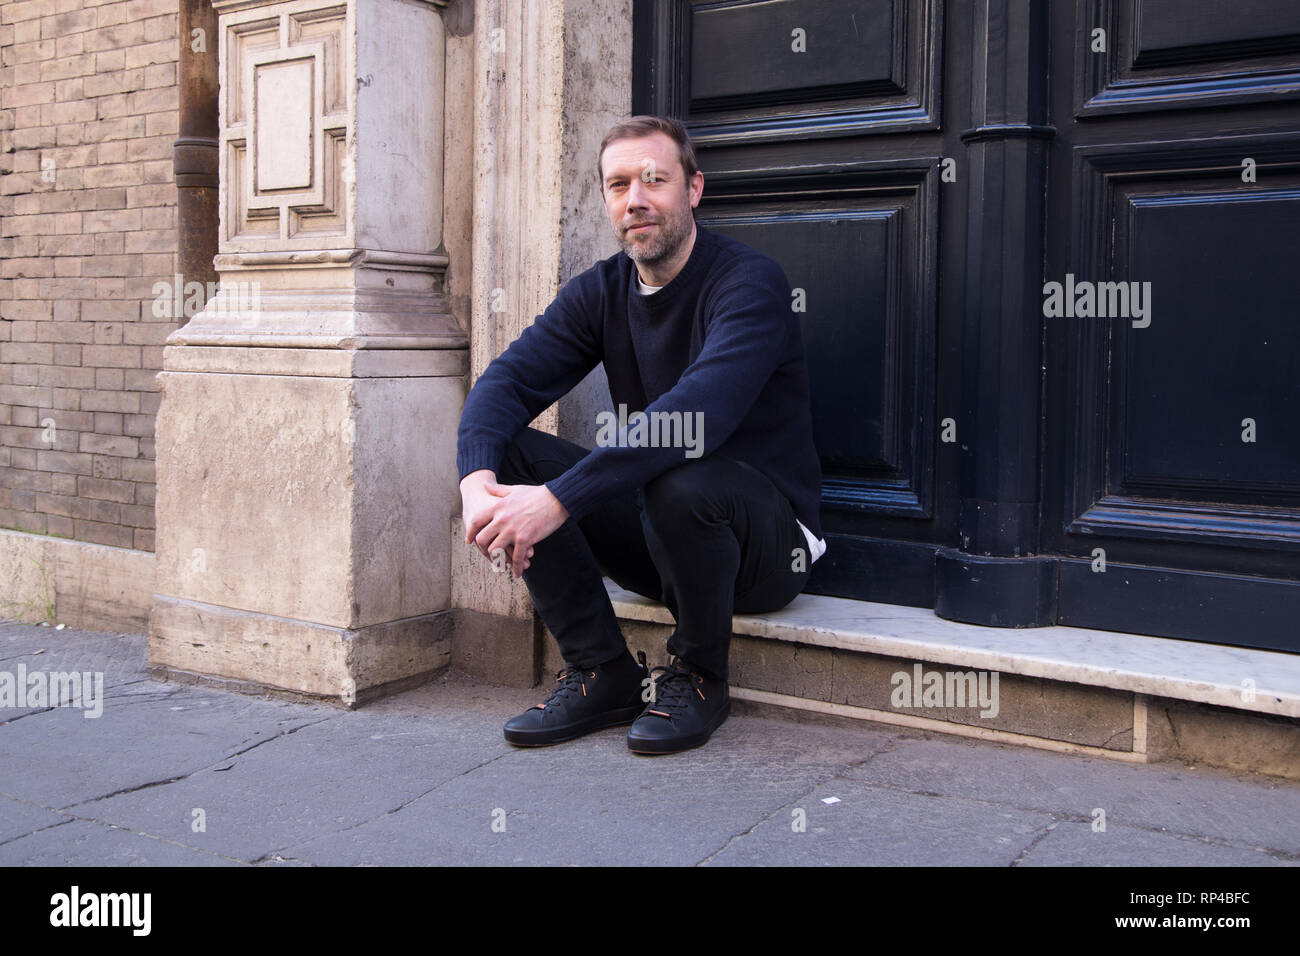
[0,819,240,866]
[281,711,896,866]
[0,683,325,810]
[704,779,1055,866]
[75,703,518,863]
[841,736,1300,854]
[0,795,67,845]
[1015,821,1288,867]
[1,620,1297,867]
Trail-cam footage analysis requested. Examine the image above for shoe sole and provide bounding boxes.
[503,703,645,747]
[627,700,731,755]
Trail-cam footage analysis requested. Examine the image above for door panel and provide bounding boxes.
[647,0,943,142]
[696,167,938,518]
[1076,0,1300,114]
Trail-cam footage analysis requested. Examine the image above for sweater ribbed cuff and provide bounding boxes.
[543,461,602,523]
[457,441,505,483]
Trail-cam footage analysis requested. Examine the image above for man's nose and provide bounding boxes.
[625,177,650,209]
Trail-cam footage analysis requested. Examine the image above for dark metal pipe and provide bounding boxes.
[174,0,219,292]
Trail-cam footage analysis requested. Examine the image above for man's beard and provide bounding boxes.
[617,203,694,265]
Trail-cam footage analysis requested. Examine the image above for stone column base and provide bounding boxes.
[151,345,465,706]
[150,596,452,706]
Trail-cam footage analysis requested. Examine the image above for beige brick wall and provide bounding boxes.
[0,0,178,552]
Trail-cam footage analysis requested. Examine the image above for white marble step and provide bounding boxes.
[605,581,1300,720]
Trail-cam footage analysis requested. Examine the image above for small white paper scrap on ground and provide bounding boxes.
[821,796,841,805]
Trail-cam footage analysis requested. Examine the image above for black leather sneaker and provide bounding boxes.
[626,657,730,755]
[503,650,649,747]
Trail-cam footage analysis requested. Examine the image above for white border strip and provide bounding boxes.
[732,686,1149,763]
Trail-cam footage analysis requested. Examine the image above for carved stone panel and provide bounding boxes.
[219,2,351,250]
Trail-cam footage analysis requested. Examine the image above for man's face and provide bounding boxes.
[600,132,703,268]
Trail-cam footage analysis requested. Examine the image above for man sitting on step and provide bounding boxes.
[457,114,826,755]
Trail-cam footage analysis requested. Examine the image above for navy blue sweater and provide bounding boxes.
[456,225,824,540]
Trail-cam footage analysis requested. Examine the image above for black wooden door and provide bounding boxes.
[634,0,1300,653]
[1041,0,1300,652]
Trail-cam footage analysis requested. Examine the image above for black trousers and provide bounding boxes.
[495,426,812,681]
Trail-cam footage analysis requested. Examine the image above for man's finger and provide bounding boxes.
[481,525,514,565]
[474,518,502,559]
[511,536,533,577]
[466,511,497,550]
[464,512,487,545]
[463,491,501,544]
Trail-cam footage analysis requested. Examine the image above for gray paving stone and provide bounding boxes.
[0,703,50,724]
[843,735,1300,854]
[281,714,896,866]
[0,624,142,674]
[0,819,241,866]
[0,794,70,844]
[2,622,1297,867]
[0,684,323,809]
[705,779,1055,866]
[0,625,143,726]
[1016,820,1293,867]
[73,705,517,863]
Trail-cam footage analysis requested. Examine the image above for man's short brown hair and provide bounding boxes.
[597,115,700,188]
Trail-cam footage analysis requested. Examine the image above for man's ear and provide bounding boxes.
[689,170,704,207]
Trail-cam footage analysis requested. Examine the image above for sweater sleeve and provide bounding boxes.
[544,255,793,521]
[456,272,603,482]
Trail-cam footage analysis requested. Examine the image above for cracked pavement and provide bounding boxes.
[1,620,1298,866]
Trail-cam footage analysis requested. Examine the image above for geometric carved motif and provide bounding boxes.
[223,5,349,244]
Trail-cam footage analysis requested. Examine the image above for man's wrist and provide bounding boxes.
[461,469,496,489]
[542,483,570,521]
